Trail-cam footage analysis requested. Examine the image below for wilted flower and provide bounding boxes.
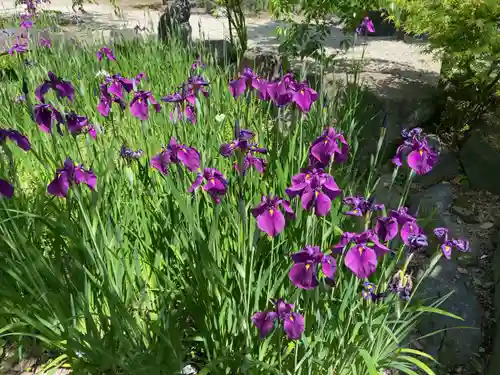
[0,179,14,199]
[129,90,161,120]
[188,168,228,204]
[388,270,413,301]
[34,103,63,133]
[251,299,305,340]
[343,195,384,216]
[392,129,439,175]
[39,37,51,48]
[332,230,389,279]
[65,112,96,139]
[433,227,470,259]
[289,245,336,290]
[96,46,116,62]
[15,94,26,104]
[8,40,28,55]
[309,127,349,167]
[286,168,341,216]
[251,195,295,237]
[361,282,385,302]
[151,137,200,175]
[47,158,96,198]
[0,128,31,151]
[407,233,428,252]
[120,145,143,160]
[374,216,398,242]
[356,17,375,35]
[35,71,75,103]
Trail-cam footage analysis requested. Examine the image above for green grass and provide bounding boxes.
[0,29,455,375]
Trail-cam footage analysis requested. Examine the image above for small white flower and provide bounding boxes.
[181,364,197,375]
[95,70,110,78]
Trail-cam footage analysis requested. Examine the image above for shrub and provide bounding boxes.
[0,11,466,375]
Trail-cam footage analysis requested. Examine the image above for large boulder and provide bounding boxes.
[239,47,288,80]
[460,130,500,195]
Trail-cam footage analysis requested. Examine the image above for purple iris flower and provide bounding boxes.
[289,80,319,113]
[343,195,384,216]
[0,179,14,199]
[286,168,341,216]
[266,72,295,106]
[433,227,470,259]
[389,207,424,245]
[96,46,116,62]
[151,137,200,175]
[392,130,439,175]
[229,67,262,99]
[120,145,143,160]
[191,56,205,70]
[188,168,228,204]
[34,103,63,133]
[65,112,96,139]
[97,83,126,117]
[251,299,305,340]
[332,230,389,279]
[35,72,75,103]
[235,152,267,175]
[186,75,210,98]
[374,216,398,242]
[47,158,96,198]
[39,37,51,48]
[8,40,28,55]
[289,245,336,290]
[309,127,350,167]
[0,128,31,151]
[388,271,413,301]
[129,90,161,121]
[356,17,375,35]
[162,91,196,124]
[361,282,385,302]
[220,128,266,157]
[251,195,295,237]
[104,74,134,100]
[20,14,33,29]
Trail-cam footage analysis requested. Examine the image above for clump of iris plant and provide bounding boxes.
[96,46,116,62]
[286,168,341,216]
[35,72,75,103]
[289,245,336,290]
[392,127,439,175]
[251,195,295,237]
[220,126,267,175]
[47,158,96,198]
[151,137,200,175]
[309,127,349,167]
[251,299,305,340]
[34,103,63,133]
[433,227,470,259]
[129,90,161,121]
[188,168,228,204]
[332,230,390,278]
